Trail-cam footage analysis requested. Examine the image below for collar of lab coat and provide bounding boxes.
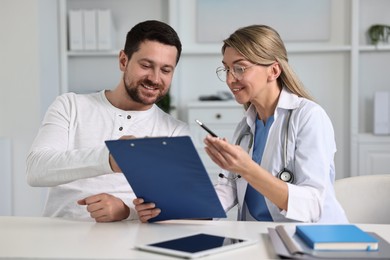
[244,86,301,131]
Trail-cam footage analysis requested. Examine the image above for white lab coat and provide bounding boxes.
[215,87,348,223]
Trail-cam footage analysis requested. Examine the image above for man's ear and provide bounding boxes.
[267,62,281,81]
[119,50,128,71]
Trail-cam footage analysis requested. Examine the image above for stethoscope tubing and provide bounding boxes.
[219,110,294,183]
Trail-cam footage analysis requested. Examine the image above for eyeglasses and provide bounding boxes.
[216,64,258,82]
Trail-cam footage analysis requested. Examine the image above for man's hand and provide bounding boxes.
[109,154,122,172]
[133,198,161,223]
[109,135,137,172]
[78,193,130,222]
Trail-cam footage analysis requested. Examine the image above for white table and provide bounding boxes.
[1,216,389,259]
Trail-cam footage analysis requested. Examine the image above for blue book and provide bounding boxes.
[296,225,379,251]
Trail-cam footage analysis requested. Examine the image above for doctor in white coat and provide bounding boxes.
[204,24,348,223]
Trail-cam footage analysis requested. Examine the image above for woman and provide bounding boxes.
[205,25,347,223]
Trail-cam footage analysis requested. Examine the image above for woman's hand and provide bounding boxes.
[204,135,255,176]
[205,136,289,211]
[133,198,161,223]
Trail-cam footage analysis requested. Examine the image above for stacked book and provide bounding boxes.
[68,9,115,51]
[268,224,390,259]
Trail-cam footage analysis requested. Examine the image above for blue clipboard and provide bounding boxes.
[105,136,227,222]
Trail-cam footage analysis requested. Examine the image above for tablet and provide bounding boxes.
[135,233,257,259]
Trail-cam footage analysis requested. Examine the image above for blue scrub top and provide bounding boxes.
[244,115,274,221]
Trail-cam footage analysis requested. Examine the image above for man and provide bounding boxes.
[26,20,189,222]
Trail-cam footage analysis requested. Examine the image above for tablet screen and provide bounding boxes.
[135,233,256,258]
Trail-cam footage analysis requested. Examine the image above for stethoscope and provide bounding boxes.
[219,110,295,183]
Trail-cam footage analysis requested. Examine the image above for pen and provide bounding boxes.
[195,119,218,137]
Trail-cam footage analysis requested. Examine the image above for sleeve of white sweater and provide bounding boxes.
[26,94,113,187]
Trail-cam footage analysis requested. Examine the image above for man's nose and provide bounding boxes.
[148,69,161,85]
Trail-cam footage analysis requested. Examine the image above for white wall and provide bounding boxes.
[0,0,59,216]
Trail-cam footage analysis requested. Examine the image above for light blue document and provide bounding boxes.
[105,136,227,222]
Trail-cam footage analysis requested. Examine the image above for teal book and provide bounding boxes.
[296,225,379,251]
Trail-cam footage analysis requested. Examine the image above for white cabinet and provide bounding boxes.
[358,135,390,176]
[187,101,244,183]
[350,0,390,176]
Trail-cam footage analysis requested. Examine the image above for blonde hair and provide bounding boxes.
[222,25,313,108]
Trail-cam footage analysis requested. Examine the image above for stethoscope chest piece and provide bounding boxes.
[277,168,294,183]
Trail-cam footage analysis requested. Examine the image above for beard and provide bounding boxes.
[123,75,166,106]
